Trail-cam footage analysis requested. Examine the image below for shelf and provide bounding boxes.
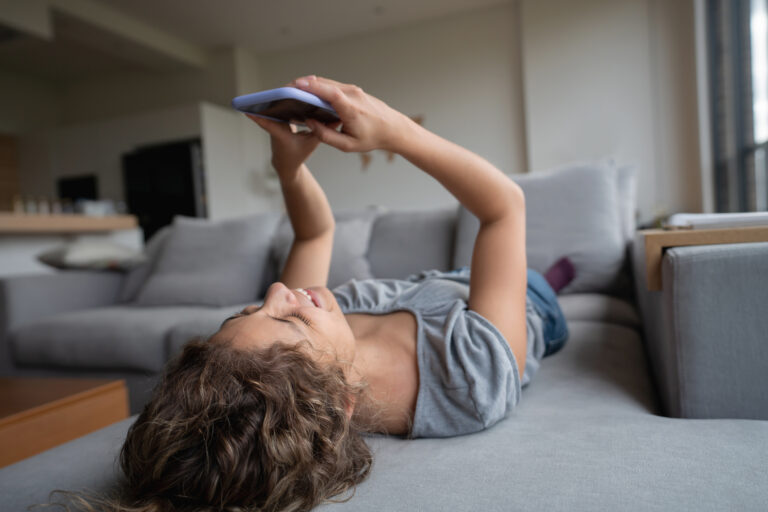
[0,214,138,234]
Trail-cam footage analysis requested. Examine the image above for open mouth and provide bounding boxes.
[296,288,320,308]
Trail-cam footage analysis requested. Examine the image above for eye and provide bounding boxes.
[287,312,311,326]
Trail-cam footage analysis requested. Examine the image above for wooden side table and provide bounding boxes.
[640,226,768,291]
[0,378,129,467]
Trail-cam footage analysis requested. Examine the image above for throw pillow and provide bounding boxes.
[37,240,146,271]
[118,226,172,303]
[135,213,280,307]
[453,161,625,294]
[271,210,377,289]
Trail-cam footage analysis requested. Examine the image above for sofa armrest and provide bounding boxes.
[633,236,768,419]
[0,271,125,370]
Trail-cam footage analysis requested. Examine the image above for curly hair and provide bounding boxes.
[50,337,374,512]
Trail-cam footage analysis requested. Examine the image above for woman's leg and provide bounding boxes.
[526,268,569,357]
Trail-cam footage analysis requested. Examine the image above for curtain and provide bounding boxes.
[708,0,768,212]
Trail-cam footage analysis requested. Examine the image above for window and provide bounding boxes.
[708,0,768,211]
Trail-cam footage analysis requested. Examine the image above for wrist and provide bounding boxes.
[277,163,305,189]
[382,112,420,154]
[389,116,432,161]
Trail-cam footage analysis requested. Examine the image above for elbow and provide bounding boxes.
[488,182,524,223]
[508,182,525,211]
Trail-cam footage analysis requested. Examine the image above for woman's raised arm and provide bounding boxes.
[297,76,528,378]
[248,114,337,289]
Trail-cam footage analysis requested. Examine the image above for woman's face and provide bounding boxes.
[211,282,357,370]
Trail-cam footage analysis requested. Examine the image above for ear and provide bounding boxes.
[345,394,357,420]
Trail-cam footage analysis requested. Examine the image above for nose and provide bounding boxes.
[264,282,299,308]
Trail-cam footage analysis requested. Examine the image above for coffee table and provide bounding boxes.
[0,377,129,467]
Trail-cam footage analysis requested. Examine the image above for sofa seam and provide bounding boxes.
[667,250,687,417]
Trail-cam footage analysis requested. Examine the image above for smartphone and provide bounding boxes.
[231,87,340,124]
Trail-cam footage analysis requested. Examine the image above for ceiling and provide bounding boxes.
[92,0,511,53]
[0,0,510,82]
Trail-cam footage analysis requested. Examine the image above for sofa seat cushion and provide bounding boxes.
[11,305,220,372]
[4,318,768,511]
[557,293,640,328]
[165,302,258,358]
[528,319,658,416]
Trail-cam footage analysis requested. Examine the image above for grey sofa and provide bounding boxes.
[2,161,767,511]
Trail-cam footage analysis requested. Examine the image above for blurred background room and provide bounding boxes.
[2,0,768,484]
[0,0,765,271]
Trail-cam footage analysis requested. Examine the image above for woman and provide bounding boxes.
[84,76,570,512]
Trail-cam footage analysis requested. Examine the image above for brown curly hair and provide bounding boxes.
[50,337,374,512]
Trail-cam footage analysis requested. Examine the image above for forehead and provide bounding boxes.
[215,311,306,347]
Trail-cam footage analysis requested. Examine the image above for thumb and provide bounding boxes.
[306,119,356,152]
[247,114,290,137]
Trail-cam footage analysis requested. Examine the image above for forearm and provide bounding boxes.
[393,118,522,223]
[279,164,334,240]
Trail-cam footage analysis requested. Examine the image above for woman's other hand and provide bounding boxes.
[291,75,409,154]
[247,113,340,183]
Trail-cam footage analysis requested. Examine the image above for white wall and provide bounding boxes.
[258,3,527,211]
[58,48,237,124]
[17,102,274,220]
[200,102,275,219]
[0,69,59,134]
[19,104,202,201]
[8,0,701,224]
[647,0,701,218]
[520,0,700,224]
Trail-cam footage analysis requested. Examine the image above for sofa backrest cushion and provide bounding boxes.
[271,209,378,289]
[454,161,627,294]
[616,163,638,242]
[134,213,280,307]
[118,226,171,303]
[368,208,456,279]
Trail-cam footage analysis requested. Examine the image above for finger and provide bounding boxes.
[296,75,361,97]
[294,79,354,118]
[247,114,291,136]
[313,76,362,95]
[306,119,356,152]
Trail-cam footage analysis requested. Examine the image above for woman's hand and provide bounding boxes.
[291,75,411,154]
[247,113,340,183]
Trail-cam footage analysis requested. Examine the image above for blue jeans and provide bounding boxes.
[526,268,569,357]
[448,266,568,357]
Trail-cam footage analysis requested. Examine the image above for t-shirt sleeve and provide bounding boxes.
[410,301,522,438]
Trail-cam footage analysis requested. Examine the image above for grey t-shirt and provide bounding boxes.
[332,267,546,438]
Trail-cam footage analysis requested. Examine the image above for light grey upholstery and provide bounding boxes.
[616,163,638,242]
[165,302,256,358]
[11,305,221,372]
[3,319,768,511]
[272,216,377,289]
[367,208,456,278]
[455,162,628,295]
[557,293,639,328]
[118,226,171,303]
[0,271,125,372]
[136,214,280,307]
[634,236,768,420]
[2,183,768,510]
